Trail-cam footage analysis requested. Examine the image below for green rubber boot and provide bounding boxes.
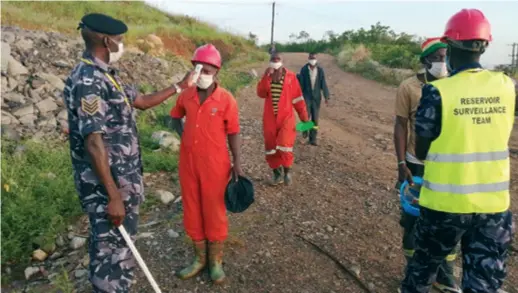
[283,167,292,186]
[270,168,284,186]
[208,241,226,284]
[176,240,207,280]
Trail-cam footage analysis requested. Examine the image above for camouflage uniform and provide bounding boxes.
[401,208,514,293]
[63,51,143,293]
[401,62,515,293]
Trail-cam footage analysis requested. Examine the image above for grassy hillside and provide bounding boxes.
[1,1,266,266]
[2,1,262,60]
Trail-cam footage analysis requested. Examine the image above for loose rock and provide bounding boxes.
[167,229,180,238]
[19,114,37,127]
[155,189,175,205]
[74,269,88,279]
[32,249,48,261]
[70,236,87,250]
[35,98,58,113]
[37,72,65,90]
[24,266,40,280]
[12,104,34,118]
[7,56,29,76]
[52,60,70,68]
[1,42,11,73]
[4,92,26,104]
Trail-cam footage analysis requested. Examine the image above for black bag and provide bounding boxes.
[225,174,254,213]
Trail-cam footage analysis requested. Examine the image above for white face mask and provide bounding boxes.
[427,62,448,79]
[108,39,124,64]
[196,74,214,89]
[308,59,317,66]
[269,62,282,70]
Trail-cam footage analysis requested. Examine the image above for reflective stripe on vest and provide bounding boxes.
[292,96,304,104]
[426,150,509,162]
[423,180,509,194]
[419,69,515,214]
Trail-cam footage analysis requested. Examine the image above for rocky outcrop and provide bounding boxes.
[1,26,189,141]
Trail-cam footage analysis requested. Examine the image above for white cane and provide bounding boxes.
[118,226,162,293]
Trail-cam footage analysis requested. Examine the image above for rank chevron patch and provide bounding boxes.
[81,96,100,115]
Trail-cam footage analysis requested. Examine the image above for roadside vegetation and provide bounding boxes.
[272,23,423,85]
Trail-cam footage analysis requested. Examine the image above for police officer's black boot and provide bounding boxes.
[309,129,318,146]
[434,258,461,293]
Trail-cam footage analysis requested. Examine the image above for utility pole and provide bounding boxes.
[510,43,516,68]
[270,2,276,51]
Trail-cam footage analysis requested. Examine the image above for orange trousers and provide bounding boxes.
[265,150,293,169]
[179,151,230,242]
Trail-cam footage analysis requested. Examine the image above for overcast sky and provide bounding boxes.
[146,0,517,68]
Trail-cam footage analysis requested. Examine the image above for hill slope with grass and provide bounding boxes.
[0,1,266,276]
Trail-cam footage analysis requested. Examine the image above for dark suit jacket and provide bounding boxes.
[298,64,330,103]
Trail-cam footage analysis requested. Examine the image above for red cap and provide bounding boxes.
[442,9,492,42]
[191,44,222,68]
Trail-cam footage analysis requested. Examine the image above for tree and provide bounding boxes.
[297,30,310,42]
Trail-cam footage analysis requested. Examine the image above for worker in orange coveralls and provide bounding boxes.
[169,44,244,285]
[257,52,309,186]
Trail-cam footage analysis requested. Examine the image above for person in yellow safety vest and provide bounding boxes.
[394,37,461,293]
[401,9,516,293]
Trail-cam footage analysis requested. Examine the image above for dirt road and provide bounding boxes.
[135,53,518,293]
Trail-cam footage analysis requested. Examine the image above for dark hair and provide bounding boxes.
[309,52,317,56]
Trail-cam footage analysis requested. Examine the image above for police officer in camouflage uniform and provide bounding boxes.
[401,9,516,293]
[64,13,193,292]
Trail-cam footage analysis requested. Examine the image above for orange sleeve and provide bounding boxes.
[290,74,309,121]
[170,92,186,118]
[256,74,270,99]
[224,93,240,135]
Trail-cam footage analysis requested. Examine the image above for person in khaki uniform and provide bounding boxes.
[393,38,461,293]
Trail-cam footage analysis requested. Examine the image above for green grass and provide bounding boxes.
[1,141,82,265]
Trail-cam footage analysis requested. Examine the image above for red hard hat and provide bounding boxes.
[191,44,222,68]
[442,9,492,42]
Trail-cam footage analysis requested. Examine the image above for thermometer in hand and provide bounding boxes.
[192,64,203,83]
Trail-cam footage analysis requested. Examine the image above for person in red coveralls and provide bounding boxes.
[169,44,244,285]
[257,52,309,186]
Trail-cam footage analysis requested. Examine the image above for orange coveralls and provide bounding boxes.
[170,85,240,241]
[257,68,308,169]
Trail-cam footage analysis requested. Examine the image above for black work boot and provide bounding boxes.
[434,259,461,293]
[309,129,318,146]
[283,167,292,186]
[270,168,284,186]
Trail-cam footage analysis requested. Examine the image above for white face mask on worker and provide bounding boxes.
[196,74,214,89]
[108,39,124,64]
[308,59,317,66]
[427,62,448,78]
[269,62,282,70]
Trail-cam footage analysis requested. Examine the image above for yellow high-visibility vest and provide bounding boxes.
[420,69,516,213]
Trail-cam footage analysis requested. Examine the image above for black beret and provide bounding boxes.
[78,13,128,35]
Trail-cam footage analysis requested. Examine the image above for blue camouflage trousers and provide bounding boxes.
[401,207,514,293]
[83,173,143,293]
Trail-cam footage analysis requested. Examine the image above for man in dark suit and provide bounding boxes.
[298,52,330,145]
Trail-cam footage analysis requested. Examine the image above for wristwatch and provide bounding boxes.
[174,83,182,94]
